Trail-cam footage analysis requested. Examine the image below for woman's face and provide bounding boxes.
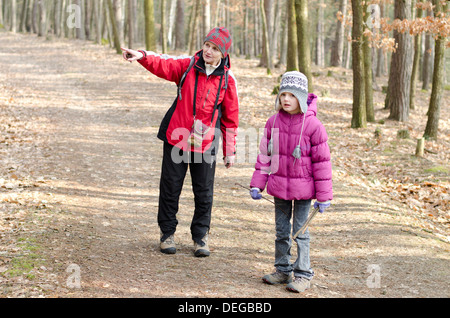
[202,41,223,66]
[280,92,301,114]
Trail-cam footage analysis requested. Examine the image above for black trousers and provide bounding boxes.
[158,142,217,245]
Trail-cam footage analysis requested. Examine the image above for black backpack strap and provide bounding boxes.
[223,71,229,90]
[178,56,196,101]
[222,56,230,90]
[209,74,224,124]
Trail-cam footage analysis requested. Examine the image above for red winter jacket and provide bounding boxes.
[137,50,239,156]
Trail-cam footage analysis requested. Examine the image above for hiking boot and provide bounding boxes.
[194,233,210,257]
[286,276,311,293]
[160,233,176,254]
[262,270,292,285]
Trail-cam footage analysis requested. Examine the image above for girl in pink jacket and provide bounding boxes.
[250,71,332,293]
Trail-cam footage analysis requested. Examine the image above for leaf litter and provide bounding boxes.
[0,31,449,298]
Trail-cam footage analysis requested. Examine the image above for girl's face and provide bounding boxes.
[280,92,301,114]
[203,41,223,66]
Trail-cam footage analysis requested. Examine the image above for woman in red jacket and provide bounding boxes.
[122,27,239,257]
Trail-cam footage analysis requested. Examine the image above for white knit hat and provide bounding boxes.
[275,71,309,114]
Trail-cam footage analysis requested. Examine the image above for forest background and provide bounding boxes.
[0,0,449,298]
[1,0,449,134]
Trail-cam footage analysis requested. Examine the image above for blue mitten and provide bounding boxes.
[314,200,331,213]
[250,188,262,200]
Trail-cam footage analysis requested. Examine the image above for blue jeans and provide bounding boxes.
[274,197,314,280]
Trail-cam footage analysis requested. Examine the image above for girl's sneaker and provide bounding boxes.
[262,270,292,285]
[286,276,311,293]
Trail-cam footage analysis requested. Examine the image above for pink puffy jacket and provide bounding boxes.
[250,94,333,202]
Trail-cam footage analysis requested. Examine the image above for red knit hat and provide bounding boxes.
[204,27,232,58]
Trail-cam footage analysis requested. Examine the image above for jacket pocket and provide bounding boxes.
[303,157,312,177]
[295,157,312,178]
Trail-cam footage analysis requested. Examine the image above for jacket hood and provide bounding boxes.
[306,93,318,116]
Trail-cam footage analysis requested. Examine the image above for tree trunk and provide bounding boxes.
[0,0,3,27]
[203,0,211,36]
[224,0,229,28]
[25,0,33,33]
[363,2,374,122]
[144,0,156,51]
[410,0,422,111]
[253,3,260,58]
[243,2,249,58]
[286,0,298,71]
[259,0,273,69]
[423,0,446,139]
[128,0,136,49]
[278,6,287,66]
[11,0,17,32]
[103,0,112,45]
[167,0,177,48]
[160,0,167,53]
[271,0,280,64]
[375,2,386,77]
[351,0,366,128]
[31,0,38,34]
[421,8,433,90]
[259,0,271,75]
[75,0,84,39]
[93,0,103,44]
[295,0,312,91]
[388,0,412,122]
[19,0,28,33]
[188,0,200,55]
[53,0,61,36]
[61,0,68,38]
[344,25,351,69]
[85,0,92,40]
[330,0,347,67]
[213,0,222,27]
[174,0,184,50]
[113,0,123,43]
[107,0,121,53]
[315,0,324,67]
[37,0,46,37]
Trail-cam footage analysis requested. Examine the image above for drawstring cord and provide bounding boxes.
[267,111,306,165]
[293,113,306,166]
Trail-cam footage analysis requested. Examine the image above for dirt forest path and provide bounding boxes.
[1,32,449,299]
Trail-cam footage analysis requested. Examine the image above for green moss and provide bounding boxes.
[424,165,449,174]
[3,238,43,279]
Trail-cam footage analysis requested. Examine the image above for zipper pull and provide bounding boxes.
[203,89,211,109]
